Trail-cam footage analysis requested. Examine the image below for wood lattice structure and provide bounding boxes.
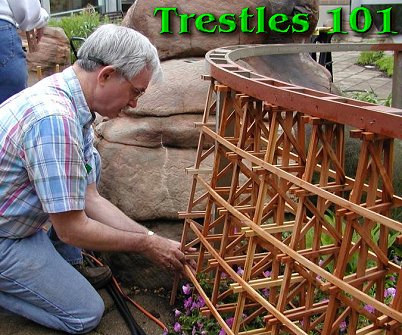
[177,43,402,335]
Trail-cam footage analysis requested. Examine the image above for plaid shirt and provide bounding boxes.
[0,67,97,238]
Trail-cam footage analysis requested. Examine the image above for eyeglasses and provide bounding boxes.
[123,77,146,100]
[87,56,146,100]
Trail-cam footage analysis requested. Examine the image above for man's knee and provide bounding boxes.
[65,294,105,334]
[80,297,105,334]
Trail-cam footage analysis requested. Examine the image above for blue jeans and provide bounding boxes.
[0,231,104,333]
[0,149,104,333]
[0,20,28,104]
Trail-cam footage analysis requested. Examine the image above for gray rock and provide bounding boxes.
[123,0,319,60]
[95,114,213,149]
[124,58,210,117]
[21,27,71,77]
[97,140,213,221]
[240,52,339,94]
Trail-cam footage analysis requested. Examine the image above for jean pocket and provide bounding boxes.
[0,23,16,67]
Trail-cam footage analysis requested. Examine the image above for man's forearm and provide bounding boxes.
[50,210,152,253]
[85,194,150,235]
[50,209,187,273]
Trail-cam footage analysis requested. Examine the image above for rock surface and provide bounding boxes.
[94,58,214,220]
[96,114,207,148]
[122,0,319,60]
[124,58,210,117]
[240,52,339,94]
[95,117,213,220]
[21,26,71,77]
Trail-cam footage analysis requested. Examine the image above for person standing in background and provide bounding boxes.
[0,0,49,104]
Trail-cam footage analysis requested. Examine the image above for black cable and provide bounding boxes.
[106,282,147,335]
[83,254,147,335]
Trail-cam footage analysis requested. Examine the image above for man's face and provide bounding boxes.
[92,67,152,118]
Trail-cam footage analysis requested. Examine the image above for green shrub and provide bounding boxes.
[351,88,379,104]
[356,51,384,66]
[356,51,394,77]
[375,55,394,77]
[48,11,107,40]
[48,10,109,62]
[351,89,392,107]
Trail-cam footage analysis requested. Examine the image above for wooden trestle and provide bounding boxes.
[177,44,402,335]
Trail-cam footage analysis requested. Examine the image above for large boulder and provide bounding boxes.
[124,58,210,117]
[95,114,210,149]
[240,52,340,94]
[95,114,214,221]
[21,26,71,77]
[95,58,214,220]
[122,0,319,60]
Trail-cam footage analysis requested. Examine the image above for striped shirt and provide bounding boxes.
[0,67,97,238]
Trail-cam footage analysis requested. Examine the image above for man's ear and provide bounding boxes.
[98,66,117,86]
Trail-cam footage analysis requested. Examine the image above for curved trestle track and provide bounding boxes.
[178,43,402,335]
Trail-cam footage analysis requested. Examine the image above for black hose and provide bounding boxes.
[83,253,147,335]
[106,283,147,335]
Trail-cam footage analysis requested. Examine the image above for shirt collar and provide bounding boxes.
[61,67,94,129]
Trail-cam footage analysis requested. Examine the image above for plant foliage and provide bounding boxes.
[356,51,393,77]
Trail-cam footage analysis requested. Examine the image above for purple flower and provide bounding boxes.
[189,295,205,311]
[201,331,208,335]
[173,322,181,333]
[162,331,168,335]
[218,329,226,335]
[364,304,375,313]
[319,259,324,267]
[225,317,234,327]
[385,287,396,298]
[198,296,206,307]
[190,301,198,311]
[262,288,269,298]
[174,309,181,318]
[221,272,228,279]
[263,270,271,277]
[237,267,244,276]
[182,283,192,295]
[192,326,197,335]
[196,320,204,329]
[184,296,193,310]
[339,321,347,331]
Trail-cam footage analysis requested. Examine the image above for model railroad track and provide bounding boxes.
[177,43,402,335]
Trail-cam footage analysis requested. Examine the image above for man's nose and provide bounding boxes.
[127,99,138,108]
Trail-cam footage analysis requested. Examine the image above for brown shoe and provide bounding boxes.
[73,263,112,289]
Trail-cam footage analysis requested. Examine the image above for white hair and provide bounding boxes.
[77,24,162,83]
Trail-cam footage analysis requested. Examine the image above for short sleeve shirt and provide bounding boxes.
[0,67,97,238]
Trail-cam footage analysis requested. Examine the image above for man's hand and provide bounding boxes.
[35,27,45,43]
[145,235,186,272]
[25,28,45,53]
